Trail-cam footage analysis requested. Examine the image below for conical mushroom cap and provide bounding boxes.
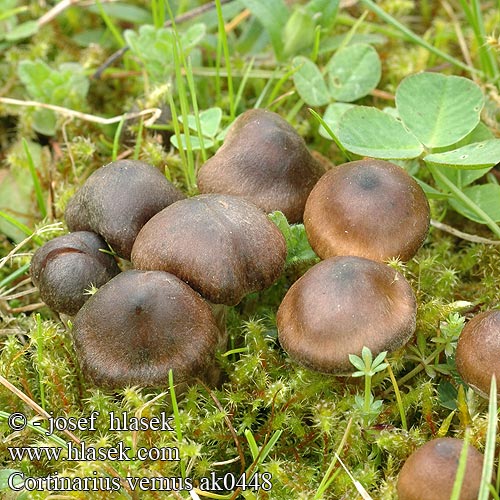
[65,160,185,259]
[131,194,287,306]
[277,256,416,373]
[304,159,430,261]
[197,109,326,223]
[397,438,483,500]
[456,309,500,397]
[30,231,120,316]
[72,270,223,389]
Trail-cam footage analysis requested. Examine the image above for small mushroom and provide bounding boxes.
[30,231,120,316]
[131,194,287,306]
[72,270,224,389]
[277,256,416,373]
[303,159,430,261]
[456,309,500,397]
[65,159,185,260]
[397,437,484,500]
[197,109,326,223]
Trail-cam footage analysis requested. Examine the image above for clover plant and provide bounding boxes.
[319,72,500,236]
[17,60,89,136]
[293,42,381,107]
[124,23,206,84]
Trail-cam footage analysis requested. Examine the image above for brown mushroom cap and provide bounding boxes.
[277,256,416,373]
[30,231,120,316]
[456,309,500,397]
[131,194,287,306]
[72,269,224,389]
[197,109,326,223]
[303,159,430,261]
[397,437,484,500]
[65,159,185,260]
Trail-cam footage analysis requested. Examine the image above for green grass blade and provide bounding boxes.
[234,57,255,113]
[185,57,208,163]
[111,114,126,161]
[360,0,480,76]
[257,429,283,465]
[23,139,46,219]
[458,0,499,79]
[308,108,352,161]
[244,429,260,461]
[0,263,30,290]
[450,429,470,500]
[168,369,186,479]
[387,362,407,431]
[314,418,353,499]
[0,211,35,238]
[133,117,144,160]
[427,164,500,239]
[95,0,126,47]
[215,0,235,119]
[0,411,67,447]
[478,376,497,500]
[35,314,46,411]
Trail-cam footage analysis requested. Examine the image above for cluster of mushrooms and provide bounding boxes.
[30,108,496,496]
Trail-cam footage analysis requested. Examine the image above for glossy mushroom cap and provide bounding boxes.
[197,109,326,223]
[277,256,416,373]
[456,309,500,397]
[303,159,430,261]
[30,231,120,316]
[131,194,287,306]
[65,159,185,260]
[72,270,224,389]
[397,438,483,500]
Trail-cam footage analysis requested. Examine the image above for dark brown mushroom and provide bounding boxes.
[456,309,500,397]
[72,269,224,389]
[197,109,326,223]
[303,159,430,261]
[277,256,416,373]
[397,437,484,500]
[30,231,120,316]
[65,159,185,260]
[131,194,287,306]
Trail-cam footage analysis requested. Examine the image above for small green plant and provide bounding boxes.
[241,0,339,61]
[170,107,224,151]
[349,346,388,424]
[124,23,206,85]
[293,42,381,111]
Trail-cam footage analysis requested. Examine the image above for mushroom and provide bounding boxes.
[197,109,326,223]
[303,158,430,261]
[30,231,120,316]
[277,256,416,373]
[72,269,224,389]
[397,437,484,500]
[456,309,500,397]
[65,159,185,260]
[131,194,287,306]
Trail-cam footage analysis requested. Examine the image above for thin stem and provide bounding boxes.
[364,373,372,416]
[428,164,500,238]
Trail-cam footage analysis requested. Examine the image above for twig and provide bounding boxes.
[92,0,235,79]
[430,219,500,245]
[0,373,81,444]
[37,0,119,27]
[0,98,161,126]
[198,379,246,473]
